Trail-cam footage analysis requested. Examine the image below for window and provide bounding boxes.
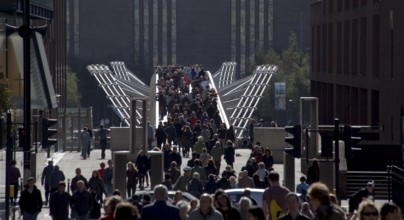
[372,15,380,78]
[317,25,321,73]
[337,22,342,74]
[345,0,350,10]
[329,0,334,13]
[360,17,367,76]
[353,0,359,8]
[351,19,358,76]
[344,20,350,75]
[322,24,327,73]
[337,0,342,11]
[371,90,379,126]
[351,87,359,124]
[359,88,368,125]
[328,23,333,74]
[361,0,367,6]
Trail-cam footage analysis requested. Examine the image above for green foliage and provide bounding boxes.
[254,32,310,125]
[66,69,81,107]
[0,81,11,114]
[0,81,11,148]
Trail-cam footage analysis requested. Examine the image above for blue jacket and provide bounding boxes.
[141,200,181,220]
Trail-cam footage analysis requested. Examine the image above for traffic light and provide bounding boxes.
[319,131,333,158]
[18,128,25,148]
[284,125,301,158]
[344,125,362,159]
[41,118,58,149]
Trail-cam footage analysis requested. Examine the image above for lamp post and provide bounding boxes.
[288,99,293,125]
[21,0,32,179]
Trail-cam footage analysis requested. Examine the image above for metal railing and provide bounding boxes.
[346,171,389,199]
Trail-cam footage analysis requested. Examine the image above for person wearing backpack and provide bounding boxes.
[262,171,290,220]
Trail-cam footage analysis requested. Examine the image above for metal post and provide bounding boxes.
[23,0,32,179]
[34,120,38,153]
[305,128,309,164]
[334,118,340,201]
[387,165,391,202]
[5,112,12,219]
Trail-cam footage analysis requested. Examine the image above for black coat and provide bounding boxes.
[50,191,71,220]
[19,186,43,214]
[224,146,235,164]
[136,154,150,173]
[169,152,182,167]
[70,175,88,193]
[71,190,93,216]
[204,179,218,194]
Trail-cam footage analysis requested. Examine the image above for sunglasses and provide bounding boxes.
[362,212,378,216]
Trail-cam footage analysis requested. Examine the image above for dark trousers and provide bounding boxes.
[45,183,50,203]
[87,143,91,156]
[127,185,136,198]
[214,161,221,173]
[100,140,107,159]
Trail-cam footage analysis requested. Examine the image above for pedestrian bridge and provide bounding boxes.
[87,61,278,141]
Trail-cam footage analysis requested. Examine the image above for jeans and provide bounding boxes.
[71,211,89,220]
[22,212,39,220]
[104,183,113,197]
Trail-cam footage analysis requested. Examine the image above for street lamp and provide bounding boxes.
[288,99,293,125]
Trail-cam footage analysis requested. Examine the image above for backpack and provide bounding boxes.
[269,199,284,220]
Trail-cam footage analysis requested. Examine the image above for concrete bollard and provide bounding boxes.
[283,152,295,191]
[113,151,130,199]
[148,151,164,189]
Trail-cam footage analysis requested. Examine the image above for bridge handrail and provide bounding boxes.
[206,71,230,129]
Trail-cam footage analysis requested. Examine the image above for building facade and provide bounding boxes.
[0,0,67,108]
[273,0,311,53]
[68,0,274,80]
[67,0,275,118]
[310,0,404,143]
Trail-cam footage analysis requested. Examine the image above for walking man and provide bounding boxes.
[80,127,91,159]
[70,168,88,193]
[97,125,109,159]
[141,184,181,220]
[104,160,113,196]
[9,160,21,204]
[19,177,43,220]
[41,160,54,205]
[49,181,71,220]
[71,180,93,220]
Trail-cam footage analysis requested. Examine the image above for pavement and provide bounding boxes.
[0,147,387,219]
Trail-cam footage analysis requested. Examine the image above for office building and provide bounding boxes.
[310,0,404,143]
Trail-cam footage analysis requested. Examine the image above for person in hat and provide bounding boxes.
[49,181,71,220]
[173,166,193,192]
[348,181,375,216]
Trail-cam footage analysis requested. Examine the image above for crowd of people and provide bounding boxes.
[8,65,403,220]
[14,161,402,220]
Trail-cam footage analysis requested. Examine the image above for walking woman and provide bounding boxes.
[126,162,139,198]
